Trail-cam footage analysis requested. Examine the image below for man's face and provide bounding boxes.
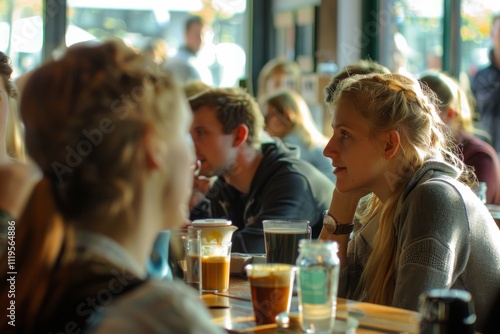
[492,17,500,52]
[186,22,203,53]
[189,106,237,178]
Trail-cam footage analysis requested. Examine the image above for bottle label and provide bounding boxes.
[299,269,327,304]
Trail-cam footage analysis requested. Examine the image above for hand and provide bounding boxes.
[0,161,42,218]
[189,160,213,209]
[334,186,371,204]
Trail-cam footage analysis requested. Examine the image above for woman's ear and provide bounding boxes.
[232,124,249,147]
[384,130,401,159]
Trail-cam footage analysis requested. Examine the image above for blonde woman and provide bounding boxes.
[257,58,301,99]
[261,89,334,181]
[0,40,223,334]
[320,73,500,332]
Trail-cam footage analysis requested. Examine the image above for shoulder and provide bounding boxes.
[398,173,473,239]
[87,280,223,334]
[406,174,469,214]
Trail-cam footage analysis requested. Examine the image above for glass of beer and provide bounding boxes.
[263,220,311,264]
[245,263,296,325]
[201,241,232,292]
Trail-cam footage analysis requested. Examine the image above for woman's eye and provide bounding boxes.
[340,130,349,139]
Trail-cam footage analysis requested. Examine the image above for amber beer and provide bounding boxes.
[246,264,295,325]
[201,255,230,291]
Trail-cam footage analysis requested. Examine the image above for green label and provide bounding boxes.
[299,270,326,304]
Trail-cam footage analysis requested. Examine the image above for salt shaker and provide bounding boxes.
[419,289,476,334]
[296,239,340,333]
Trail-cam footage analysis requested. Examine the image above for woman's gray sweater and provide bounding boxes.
[340,160,500,332]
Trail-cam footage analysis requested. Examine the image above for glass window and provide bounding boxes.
[67,0,248,87]
[0,0,44,77]
[461,0,500,78]
[379,0,444,75]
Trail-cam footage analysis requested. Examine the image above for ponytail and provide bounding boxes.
[0,178,70,332]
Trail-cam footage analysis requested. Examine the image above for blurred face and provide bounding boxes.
[186,22,203,53]
[0,78,9,142]
[323,99,388,195]
[263,104,289,138]
[189,106,237,178]
[265,71,285,95]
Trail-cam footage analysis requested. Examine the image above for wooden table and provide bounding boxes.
[203,277,421,333]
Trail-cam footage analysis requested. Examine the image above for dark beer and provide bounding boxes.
[265,230,309,264]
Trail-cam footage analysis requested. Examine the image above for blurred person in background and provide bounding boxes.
[257,58,301,100]
[261,89,334,181]
[472,13,500,152]
[164,15,213,85]
[142,37,169,66]
[420,70,500,205]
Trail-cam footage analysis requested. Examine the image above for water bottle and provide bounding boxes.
[296,239,340,333]
[419,289,476,334]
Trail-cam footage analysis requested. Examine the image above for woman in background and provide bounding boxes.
[261,89,334,181]
[420,71,500,204]
[257,58,301,99]
[0,40,223,334]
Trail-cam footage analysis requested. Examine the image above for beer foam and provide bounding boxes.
[247,264,295,286]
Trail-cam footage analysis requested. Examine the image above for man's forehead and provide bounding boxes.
[192,106,223,127]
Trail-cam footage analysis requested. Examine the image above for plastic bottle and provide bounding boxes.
[296,239,340,333]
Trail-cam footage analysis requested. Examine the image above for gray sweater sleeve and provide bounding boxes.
[392,178,470,311]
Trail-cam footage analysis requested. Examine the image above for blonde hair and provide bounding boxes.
[257,59,301,99]
[0,40,188,330]
[0,52,26,161]
[262,89,328,148]
[329,73,472,305]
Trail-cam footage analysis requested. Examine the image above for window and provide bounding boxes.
[67,0,248,87]
[0,0,44,77]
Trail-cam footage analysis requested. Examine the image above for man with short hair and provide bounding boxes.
[472,13,500,152]
[189,88,334,253]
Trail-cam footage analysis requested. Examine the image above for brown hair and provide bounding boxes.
[189,88,264,149]
[0,40,187,330]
